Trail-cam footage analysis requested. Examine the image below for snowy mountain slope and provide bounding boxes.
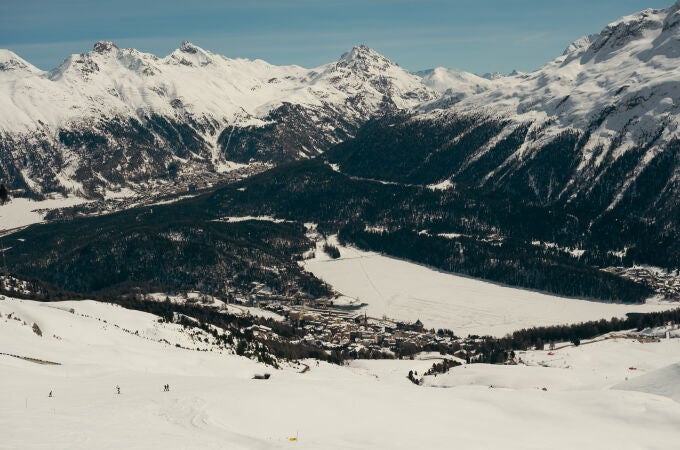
[615,362,680,401]
[216,46,436,164]
[331,2,680,267]
[419,1,680,198]
[415,67,494,98]
[0,42,436,198]
[445,4,680,137]
[346,1,680,188]
[2,297,680,449]
[426,336,680,396]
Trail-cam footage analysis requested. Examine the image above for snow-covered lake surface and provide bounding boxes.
[304,238,674,336]
[1,297,679,449]
[0,197,88,232]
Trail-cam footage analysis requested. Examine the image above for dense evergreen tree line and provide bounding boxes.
[4,156,658,302]
[470,308,680,364]
[424,359,462,377]
[5,207,331,299]
[507,309,680,350]
[6,144,673,303]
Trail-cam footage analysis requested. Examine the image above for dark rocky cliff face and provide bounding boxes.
[0,114,218,198]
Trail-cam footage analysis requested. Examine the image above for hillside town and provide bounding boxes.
[147,286,463,359]
[605,266,680,300]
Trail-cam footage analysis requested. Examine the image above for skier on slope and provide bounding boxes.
[116,385,120,394]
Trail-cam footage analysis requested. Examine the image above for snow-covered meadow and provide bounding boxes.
[1,297,679,450]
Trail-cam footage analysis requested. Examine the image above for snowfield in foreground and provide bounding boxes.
[304,239,674,336]
[1,297,679,450]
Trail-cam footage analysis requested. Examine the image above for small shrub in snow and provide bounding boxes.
[322,243,341,259]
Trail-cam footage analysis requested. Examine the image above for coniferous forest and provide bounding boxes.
[3,155,660,304]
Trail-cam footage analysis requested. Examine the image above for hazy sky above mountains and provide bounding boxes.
[0,0,671,74]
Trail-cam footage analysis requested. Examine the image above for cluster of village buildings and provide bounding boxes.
[606,266,680,300]
[216,283,459,357]
[272,305,451,352]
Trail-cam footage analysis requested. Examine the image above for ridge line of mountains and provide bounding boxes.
[0,2,678,303]
[1,3,678,204]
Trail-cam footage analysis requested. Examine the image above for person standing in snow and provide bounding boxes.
[48,391,52,398]
[116,385,120,394]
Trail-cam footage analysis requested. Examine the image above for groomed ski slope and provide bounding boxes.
[2,297,680,450]
[303,238,673,336]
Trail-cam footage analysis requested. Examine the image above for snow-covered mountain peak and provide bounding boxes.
[442,0,680,120]
[480,72,505,80]
[582,7,666,63]
[662,1,680,25]
[339,45,386,63]
[307,45,437,111]
[92,41,118,54]
[416,67,492,97]
[0,49,19,63]
[0,49,40,73]
[47,42,161,81]
[333,44,400,75]
[165,41,214,67]
[179,40,201,54]
[48,53,100,80]
[563,34,599,56]
[177,41,214,60]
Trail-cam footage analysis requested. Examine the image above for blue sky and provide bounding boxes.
[0,0,672,74]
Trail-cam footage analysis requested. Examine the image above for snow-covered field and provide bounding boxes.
[304,239,674,336]
[0,197,88,232]
[1,297,679,450]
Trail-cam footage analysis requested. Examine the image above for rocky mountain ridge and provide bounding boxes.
[0,42,436,198]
